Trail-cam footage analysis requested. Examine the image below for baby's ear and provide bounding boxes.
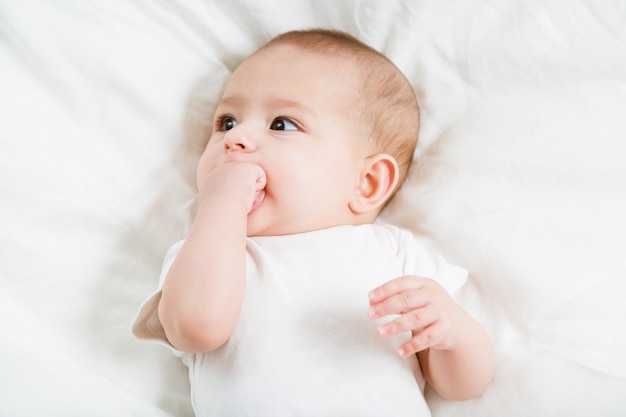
[349,154,399,214]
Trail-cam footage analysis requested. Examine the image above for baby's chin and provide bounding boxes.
[245,202,359,237]
[246,223,295,238]
[245,213,305,238]
[246,216,351,238]
[245,209,280,237]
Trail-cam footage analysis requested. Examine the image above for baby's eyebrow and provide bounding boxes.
[267,98,318,117]
[218,95,318,119]
[219,96,244,108]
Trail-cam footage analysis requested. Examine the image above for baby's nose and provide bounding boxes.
[224,125,257,152]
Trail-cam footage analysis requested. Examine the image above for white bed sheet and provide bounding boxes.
[1,1,625,416]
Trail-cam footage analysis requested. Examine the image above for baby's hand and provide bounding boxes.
[367,275,464,357]
[197,162,266,213]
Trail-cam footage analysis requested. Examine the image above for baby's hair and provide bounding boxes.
[262,29,420,191]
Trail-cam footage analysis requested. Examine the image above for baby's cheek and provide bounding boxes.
[196,150,219,179]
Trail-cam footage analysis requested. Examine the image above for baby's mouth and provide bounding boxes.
[250,188,265,213]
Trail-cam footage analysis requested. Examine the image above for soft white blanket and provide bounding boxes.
[1,1,625,416]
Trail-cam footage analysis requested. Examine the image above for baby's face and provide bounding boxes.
[198,44,370,236]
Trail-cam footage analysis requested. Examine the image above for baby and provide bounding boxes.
[133,29,494,416]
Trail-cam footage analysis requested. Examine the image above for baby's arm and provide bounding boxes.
[368,276,494,400]
[158,162,266,353]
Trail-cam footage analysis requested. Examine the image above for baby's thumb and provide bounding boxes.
[254,166,267,191]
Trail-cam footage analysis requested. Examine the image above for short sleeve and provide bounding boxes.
[379,225,468,295]
[131,240,185,348]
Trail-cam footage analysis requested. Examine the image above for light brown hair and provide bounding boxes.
[262,29,420,190]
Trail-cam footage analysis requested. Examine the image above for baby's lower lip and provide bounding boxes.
[250,189,265,213]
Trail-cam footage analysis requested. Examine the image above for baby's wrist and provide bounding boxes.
[197,188,251,212]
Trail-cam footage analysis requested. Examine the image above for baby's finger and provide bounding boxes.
[368,275,426,304]
[254,166,267,190]
[376,308,437,339]
[396,326,444,357]
[367,289,428,319]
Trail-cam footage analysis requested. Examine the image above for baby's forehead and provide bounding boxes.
[249,43,361,73]
[230,45,363,95]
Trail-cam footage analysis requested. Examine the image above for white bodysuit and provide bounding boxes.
[132,224,466,417]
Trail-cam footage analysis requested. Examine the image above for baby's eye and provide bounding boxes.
[217,116,238,131]
[270,117,298,131]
